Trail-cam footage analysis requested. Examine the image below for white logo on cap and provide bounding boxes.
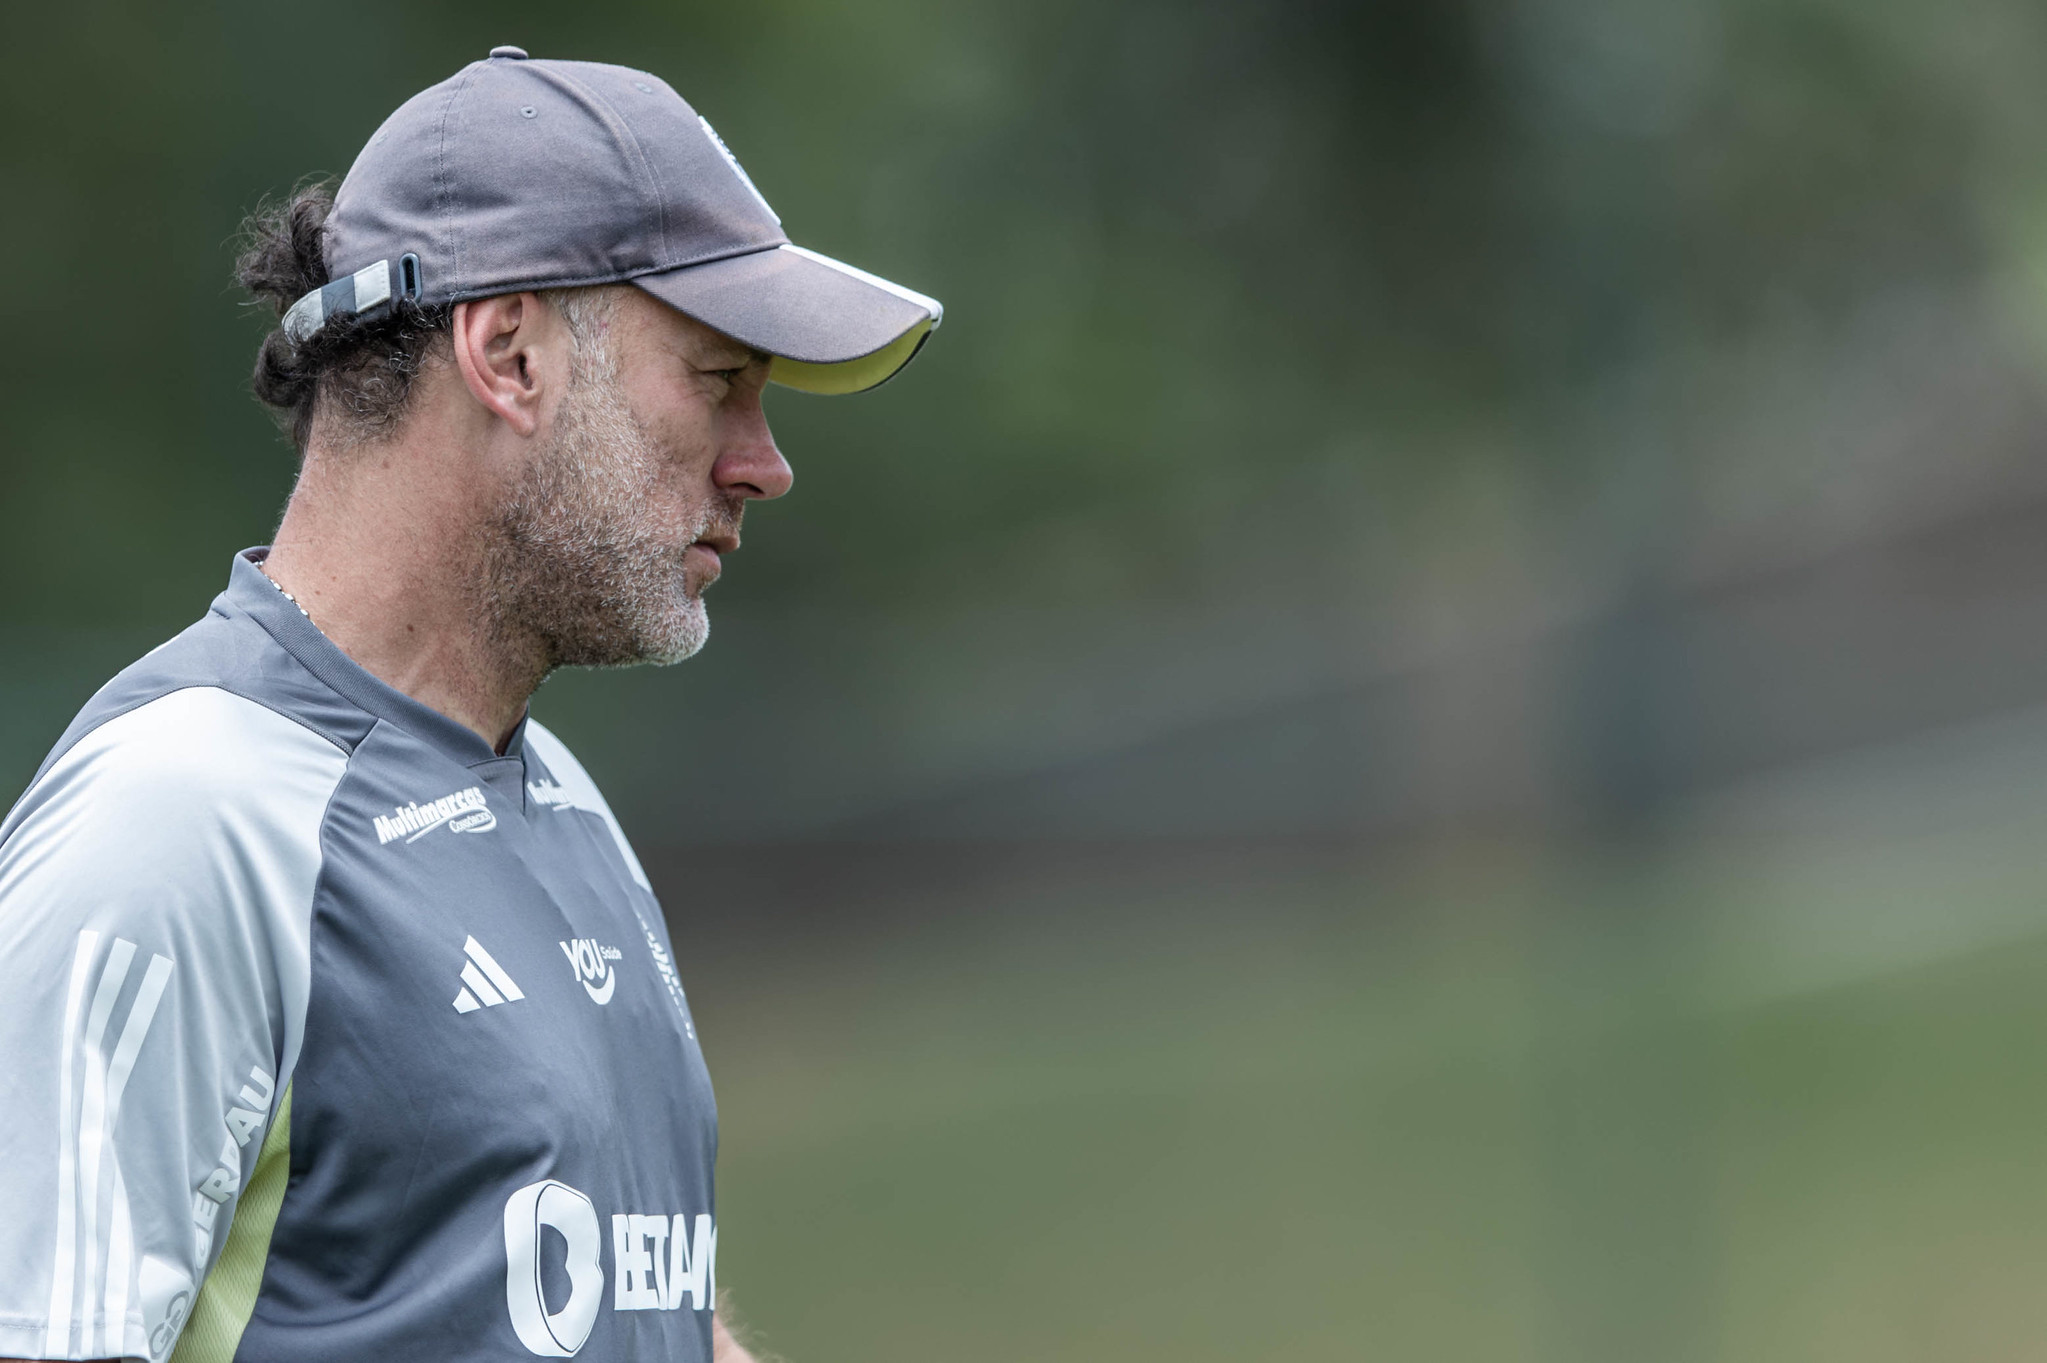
[699,117,780,225]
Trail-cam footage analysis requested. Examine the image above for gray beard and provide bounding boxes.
[482,354,736,674]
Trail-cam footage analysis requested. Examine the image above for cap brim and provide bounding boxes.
[633,244,942,395]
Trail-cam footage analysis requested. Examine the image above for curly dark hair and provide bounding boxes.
[235,181,453,449]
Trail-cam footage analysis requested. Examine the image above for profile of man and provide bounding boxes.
[0,47,940,1363]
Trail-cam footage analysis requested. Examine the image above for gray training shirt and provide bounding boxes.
[0,549,718,1363]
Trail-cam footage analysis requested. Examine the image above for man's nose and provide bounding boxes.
[713,396,794,501]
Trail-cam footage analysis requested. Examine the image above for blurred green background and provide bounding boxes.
[11,0,2047,1358]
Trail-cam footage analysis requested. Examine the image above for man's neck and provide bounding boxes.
[261,441,544,754]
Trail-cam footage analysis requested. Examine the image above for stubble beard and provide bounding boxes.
[482,343,737,676]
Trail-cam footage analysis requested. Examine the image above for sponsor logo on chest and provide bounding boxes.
[374,785,497,845]
[560,937,622,1005]
[503,1179,716,1357]
[528,777,576,810]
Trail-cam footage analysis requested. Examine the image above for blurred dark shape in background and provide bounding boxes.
[10,1,2047,1357]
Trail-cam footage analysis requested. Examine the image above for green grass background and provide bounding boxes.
[697,835,2047,1362]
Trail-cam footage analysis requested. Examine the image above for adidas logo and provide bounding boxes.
[452,936,525,1014]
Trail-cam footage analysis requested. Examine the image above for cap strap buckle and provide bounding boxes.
[281,253,422,346]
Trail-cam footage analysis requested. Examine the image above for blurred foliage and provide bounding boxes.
[8,0,2047,633]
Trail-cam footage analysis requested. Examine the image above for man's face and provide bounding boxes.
[484,289,793,669]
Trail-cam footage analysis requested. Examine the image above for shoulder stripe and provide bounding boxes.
[5,679,352,847]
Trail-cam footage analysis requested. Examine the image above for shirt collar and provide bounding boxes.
[222,547,528,767]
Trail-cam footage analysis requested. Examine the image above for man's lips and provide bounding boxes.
[685,521,740,580]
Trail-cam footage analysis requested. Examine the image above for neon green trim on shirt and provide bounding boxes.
[170,1082,292,1363]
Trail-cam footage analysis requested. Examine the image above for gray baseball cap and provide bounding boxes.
[285,46,941,395]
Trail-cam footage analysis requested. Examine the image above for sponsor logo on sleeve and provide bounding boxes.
[137,1255,193,1360]
[191,1064,276,1249]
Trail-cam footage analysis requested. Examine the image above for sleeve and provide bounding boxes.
[0,686,346,1362]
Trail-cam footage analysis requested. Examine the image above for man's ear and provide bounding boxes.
[451,294,561,437]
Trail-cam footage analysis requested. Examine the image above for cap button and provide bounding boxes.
[488,45,529,59]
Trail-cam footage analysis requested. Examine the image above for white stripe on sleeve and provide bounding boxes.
[97,951,171,1350]
[42,928,98,1359]
[75,936,137,1356]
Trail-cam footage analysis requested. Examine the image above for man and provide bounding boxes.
[0,47,940,1363]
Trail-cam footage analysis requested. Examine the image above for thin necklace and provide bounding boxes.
[259,565,319,628]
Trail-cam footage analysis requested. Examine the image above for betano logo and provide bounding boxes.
[503,1178,716,1357]
[374,786,497,844]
